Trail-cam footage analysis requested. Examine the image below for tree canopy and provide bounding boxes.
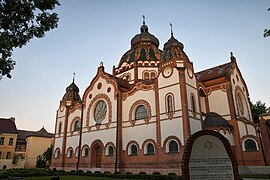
[0,0,60,79]
[264,8,270,37]
[251,100,267,124]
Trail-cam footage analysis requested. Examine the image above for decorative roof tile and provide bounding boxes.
[196,62,233,82]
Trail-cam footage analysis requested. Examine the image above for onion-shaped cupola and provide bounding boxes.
[162,24,190,63]
[130,17,159,48]
[62,76,81,106]
[117,16,162,69]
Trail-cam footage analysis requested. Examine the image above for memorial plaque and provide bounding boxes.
[182,130,239,180]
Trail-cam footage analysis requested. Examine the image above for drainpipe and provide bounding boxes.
[76,102,84,171]
[115,92,119,172]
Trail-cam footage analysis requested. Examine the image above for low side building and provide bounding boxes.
[0,118,18,169]
[0,118,54,169]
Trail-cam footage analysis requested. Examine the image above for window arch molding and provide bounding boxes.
[104,142,115,156]
[163,136,182,153]
[81,145,89,157]
[66,147,74,158]
[165,93,175,119]
[190,93,197,117]
[54,148,61,159]
[242,137,259,151]
[142,139,156,155]
[70,116,80,135]
[129,99,152,126]
[235,86,249,118]
[75,146,79,158]
[86,93,112,129]
[58,122,62,135]
[126,140,140,156]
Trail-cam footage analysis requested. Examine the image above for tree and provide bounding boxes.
[42,145,52,166]
[0,0,60,79]
[264,8,270,37]
[251,100,267,124]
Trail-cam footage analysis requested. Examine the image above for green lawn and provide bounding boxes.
[24,176,125,180]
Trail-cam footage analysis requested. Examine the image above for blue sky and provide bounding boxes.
[0,1,269,132]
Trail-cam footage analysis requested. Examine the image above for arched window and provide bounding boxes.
[67,149,73,158]
[131,144,138,155]
[245,139,257,151]
[144,72,149,80]
[58,122,62,134]
[74,120,80,131]
[75,148,79,158]
[55,149,60,159]
[167,95,173,112]
[236,93,244,116]
[146,143,154,155]
[135,105,148,120]
[150,72,156,79]
[191,94,196,117]
[83,147,89,157]
[169,140,178,153]
[108,146,114,156]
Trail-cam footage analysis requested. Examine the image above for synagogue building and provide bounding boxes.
[51,20,270,174]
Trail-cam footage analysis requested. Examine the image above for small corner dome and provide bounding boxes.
[163,34,184,51]
[203,112,233,129]
[62,81,81,102]
[66,82,79,93]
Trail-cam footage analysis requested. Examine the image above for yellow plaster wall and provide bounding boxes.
[24,136,53,168]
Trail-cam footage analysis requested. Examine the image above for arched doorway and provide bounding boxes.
[91,144,102,168]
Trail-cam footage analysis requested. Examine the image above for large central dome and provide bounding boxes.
[118,19,162,68]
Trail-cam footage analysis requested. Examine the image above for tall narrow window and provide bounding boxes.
[150,72,155,79]
[0,137,4,145]
[167,95,173,112]
[146,143,154,154]
[108,146,114,156]
[131,144,138,155]
[58,122,62,134]
[0,151,2,159]
[68,149,73,158]
[8,138,13,146]
[84,147,89,157]
[191,94,196,117]
[74,120,80,131]
[135,105,148,120]
[144,72,149,80]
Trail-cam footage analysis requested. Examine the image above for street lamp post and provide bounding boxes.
[256,127,267,166]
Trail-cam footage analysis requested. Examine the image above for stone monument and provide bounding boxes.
[182,130,239,180]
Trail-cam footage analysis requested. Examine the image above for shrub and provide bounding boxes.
[114,171,121,174]
[168,172,177,176]
[152,171,161,175]
[139,171,146,174]
[126,171,132,174]
[94,171,101,174]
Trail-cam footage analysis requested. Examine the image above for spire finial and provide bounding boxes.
[73,72,75,83]
[142,15,145,25]
[99,61,103,67]
[230,52,234,57]
[170,23,173,36]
